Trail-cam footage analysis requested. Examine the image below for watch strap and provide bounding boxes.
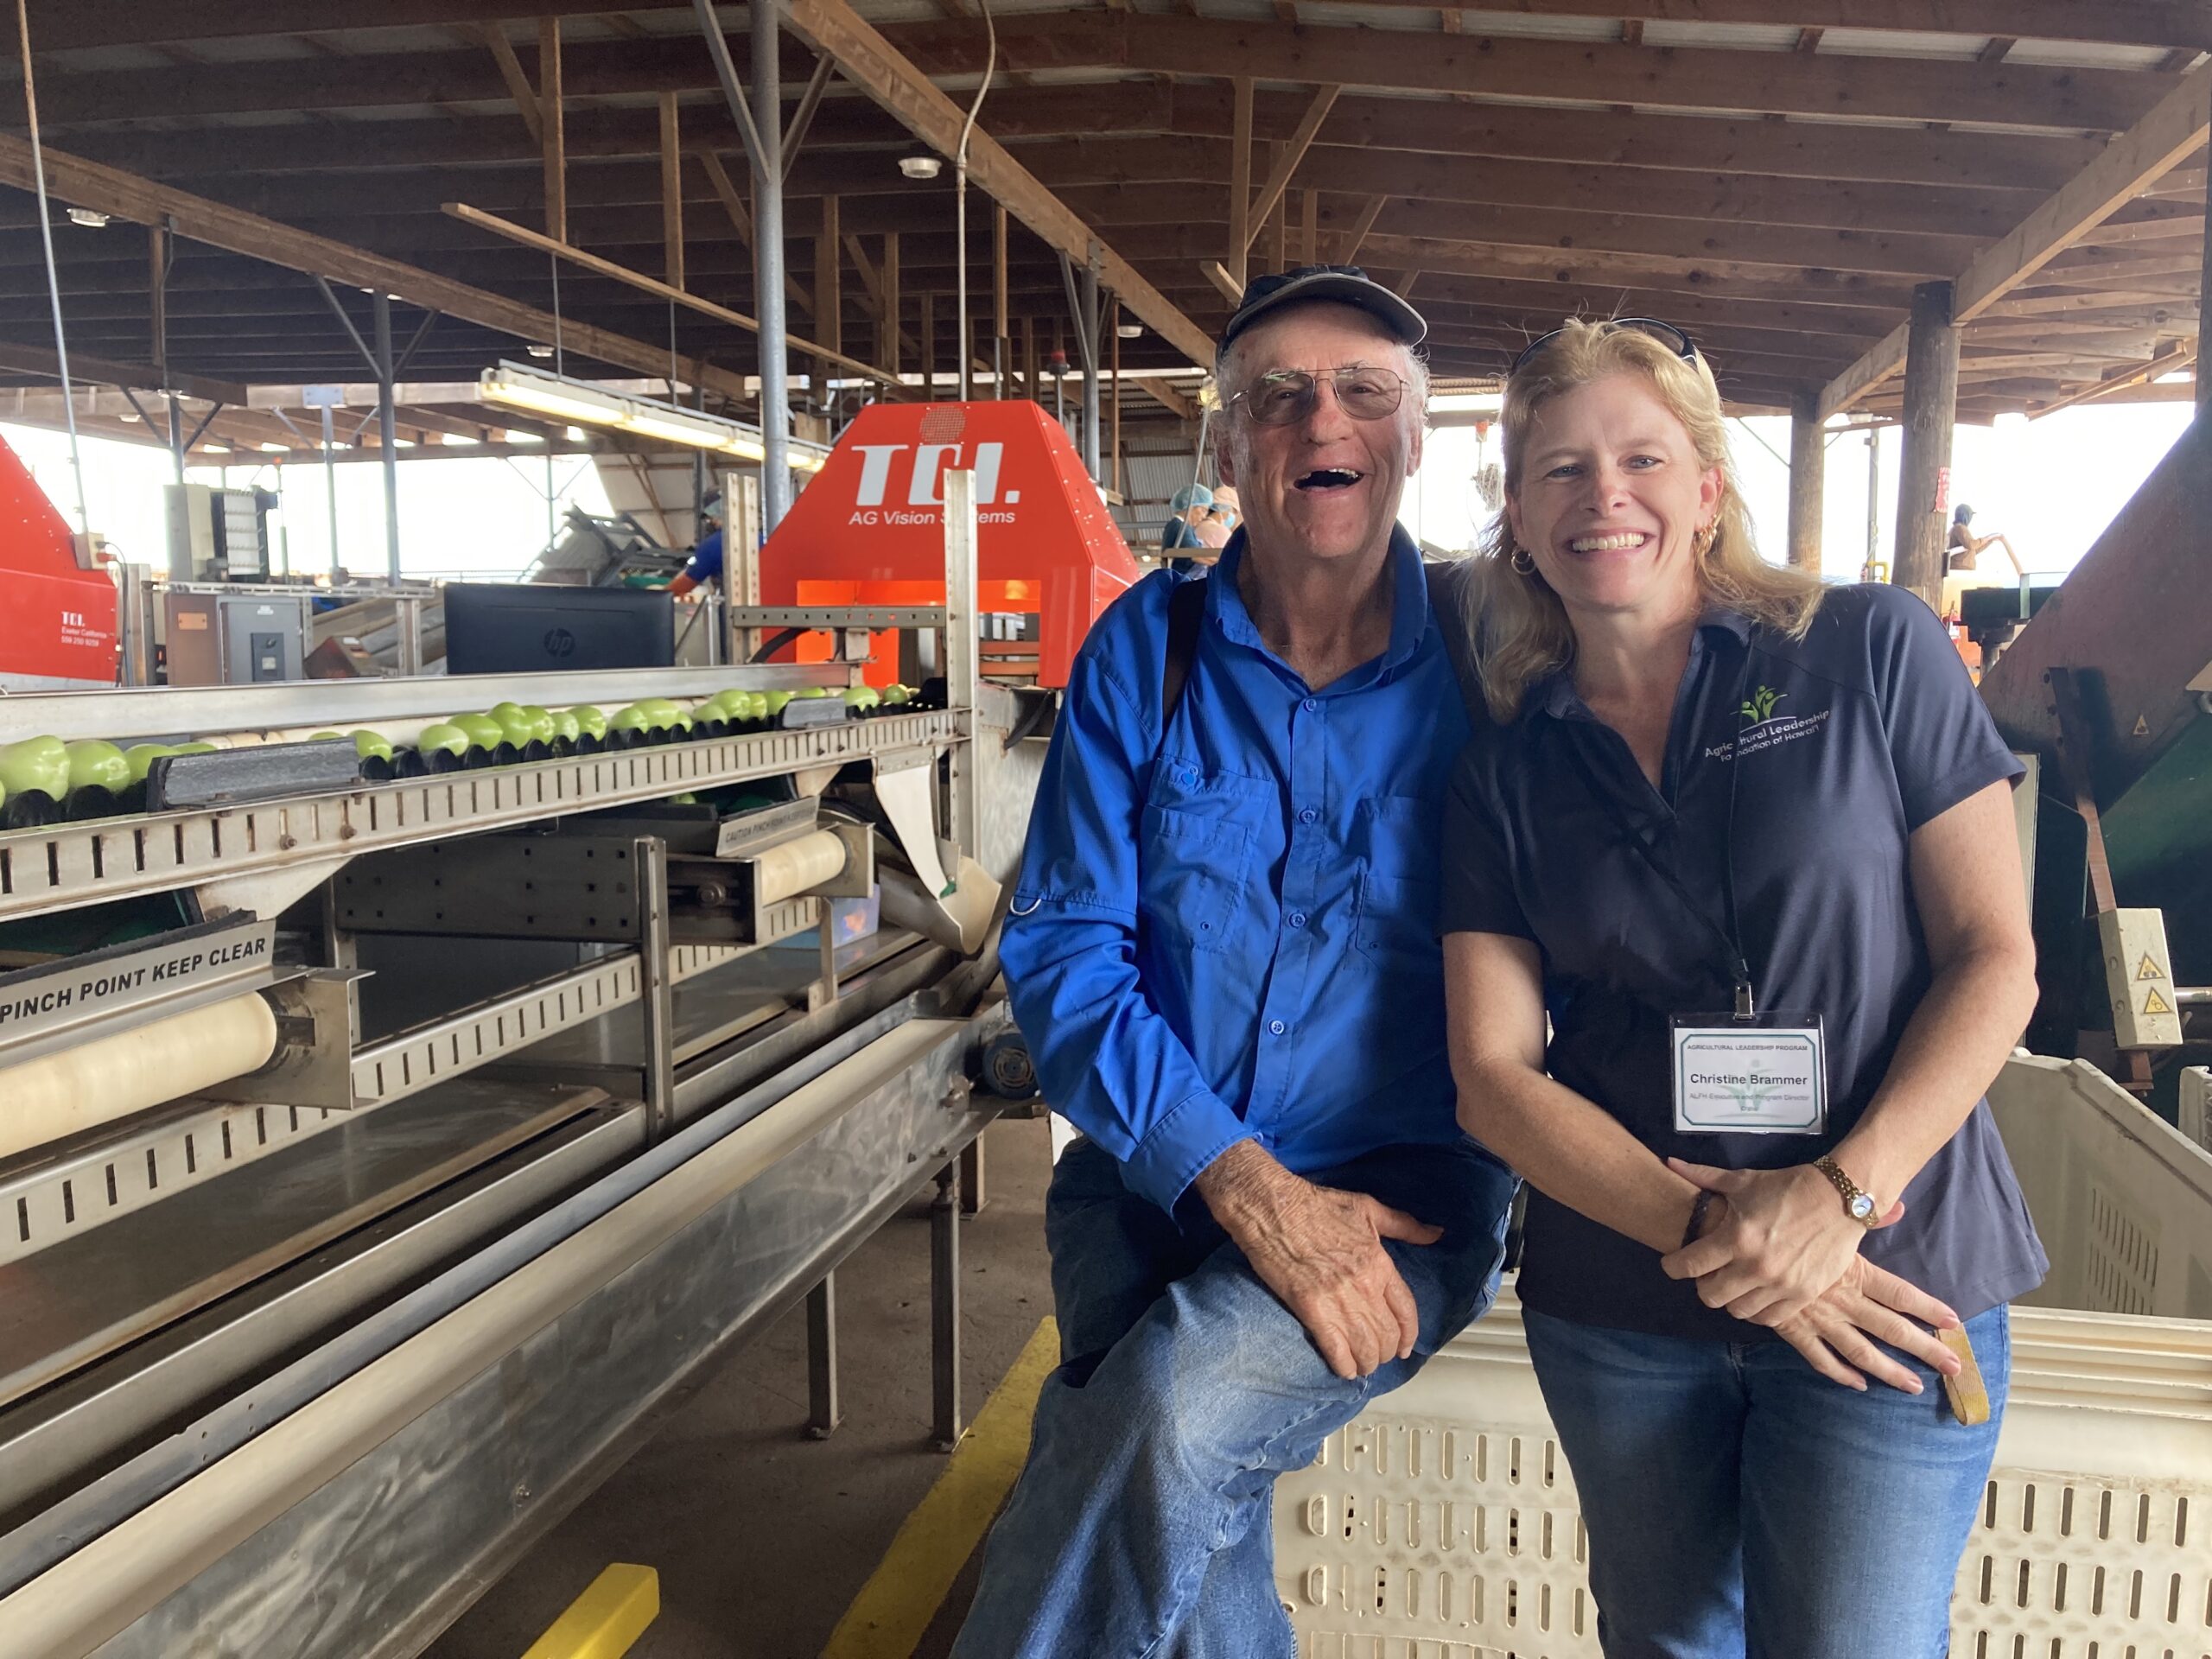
[1814,1154,1878,1229]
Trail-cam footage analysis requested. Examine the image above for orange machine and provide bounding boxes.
[0,435,118,690]
[758,400,1141,689]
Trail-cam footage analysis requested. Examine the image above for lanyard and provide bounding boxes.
[1564,642,1758,1017]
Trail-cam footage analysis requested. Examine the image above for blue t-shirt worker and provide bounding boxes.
[1442,318,2046,1657]
[665,493,725,598]
[952,268,1516,1659]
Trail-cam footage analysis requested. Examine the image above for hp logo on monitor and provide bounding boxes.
[543,626,577,658]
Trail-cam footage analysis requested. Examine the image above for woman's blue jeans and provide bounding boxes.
[950,1135,1518,1659]
[1523,1301,2010,1659]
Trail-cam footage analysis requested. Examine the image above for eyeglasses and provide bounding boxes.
[1228,366,1408,428]
[1510,318,1698,378]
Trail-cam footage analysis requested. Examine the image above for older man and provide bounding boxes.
[953,267,1516,1657]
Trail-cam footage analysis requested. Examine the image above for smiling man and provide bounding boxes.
[950,267,1517,1658]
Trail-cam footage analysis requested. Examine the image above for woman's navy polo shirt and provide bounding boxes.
[1443,582,2048,1341]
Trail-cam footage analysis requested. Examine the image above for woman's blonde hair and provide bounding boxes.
[1466,319,1825,721]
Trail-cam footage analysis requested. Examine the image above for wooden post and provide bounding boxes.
[920,289,935,398]
[1227,77,1254,291]
[816,194,842,394]
[880,231,899,377]
[538,19,565,244]
[1268,151,1287,274]
[1022,314,1037,404]
[1787,392,1824,573]
[1892,281,1959,609]
[1109,298,1123,499]
[2200,152,2212,428]
[658,92,684,289]
[993,202,1009,397]
[1300,188,1319,266]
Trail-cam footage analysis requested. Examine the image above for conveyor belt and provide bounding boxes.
[0,709,959,922]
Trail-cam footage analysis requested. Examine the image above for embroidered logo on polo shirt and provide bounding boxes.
[1741,685,1787,723]
[1707,690,1833,763]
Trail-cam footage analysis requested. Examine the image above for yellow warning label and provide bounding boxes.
[2133,715,2151,737]
[2138,953,2167,982]
[2143,986,2174,1017]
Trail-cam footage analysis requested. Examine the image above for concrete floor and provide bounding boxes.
[422,1115,1055,1659]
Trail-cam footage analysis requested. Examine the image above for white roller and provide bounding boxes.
[0,994,279,1163]
[753,830,849,905]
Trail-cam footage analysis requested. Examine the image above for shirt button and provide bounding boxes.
[1301,697,1319,713]
[1299,808,1318,824]
[1268,1019,1287,1036]
[1289,912,1307,928]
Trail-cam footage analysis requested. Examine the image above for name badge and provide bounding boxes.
[1670,1013,1827,1135]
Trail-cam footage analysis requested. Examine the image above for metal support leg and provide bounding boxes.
[931,1160,964,1452]
[806,1272,842,1440]
[392,592,425,677]
[807,903,842,1014]
[635,836,677,1138]
[960,1134,986,1216]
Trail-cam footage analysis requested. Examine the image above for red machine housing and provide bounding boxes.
[0,435,118,689]
[758,400,1141,689]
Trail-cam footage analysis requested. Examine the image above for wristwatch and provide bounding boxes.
[1814,1154,1879,1228]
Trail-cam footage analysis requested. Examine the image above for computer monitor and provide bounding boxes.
[442,583,676,676]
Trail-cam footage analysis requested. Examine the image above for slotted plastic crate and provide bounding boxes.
[1278,1057,2212,1658]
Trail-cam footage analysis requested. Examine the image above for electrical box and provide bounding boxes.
[162,591,312,686]
[2098,907,2184,1051]
[165,483,273,581]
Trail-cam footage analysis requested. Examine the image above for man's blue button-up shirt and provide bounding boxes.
[1001,527,1474,1215]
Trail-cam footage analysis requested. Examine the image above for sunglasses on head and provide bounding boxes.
[1510,317,1698,378]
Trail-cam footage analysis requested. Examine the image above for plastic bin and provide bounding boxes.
[1277,1056,2212,1657]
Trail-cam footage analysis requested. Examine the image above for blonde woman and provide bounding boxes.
[1442,319,2046,1656]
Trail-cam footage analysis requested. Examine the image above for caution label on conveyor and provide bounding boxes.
[2144,986,2175,1018]
[0,914,276,1064]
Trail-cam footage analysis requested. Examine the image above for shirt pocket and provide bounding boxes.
[1140,760,1267,956]
[1352,793,1443,965]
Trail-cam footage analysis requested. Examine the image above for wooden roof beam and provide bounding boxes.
[1242,85,1340,253]
[873,13,2163,135]
[28,0,2212,56]
[23,18,2163,139]
[441,200,898,384]
[0,134,762,401]
[778,0,1215,366]
[1818,58,2212,419]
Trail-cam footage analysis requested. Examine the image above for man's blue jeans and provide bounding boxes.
[951,1135,1518,1659]
[1523,1301,2010,1659]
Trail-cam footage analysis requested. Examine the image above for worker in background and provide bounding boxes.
[954,267,1514,1657]
[664,491,727,598]
[1941,503,2025,620]
[1948,503,2023,579]
[1194,482,1241,549]
[1158,482,1212,555]
[1443,319,2044,1656]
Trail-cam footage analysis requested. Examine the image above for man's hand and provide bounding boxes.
[1193,1141,1442,1380]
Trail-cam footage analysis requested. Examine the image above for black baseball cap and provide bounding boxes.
[1218,264,1427,356]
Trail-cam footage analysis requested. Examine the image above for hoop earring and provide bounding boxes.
[1510,547,1536,575]
[1693,522,1718,560]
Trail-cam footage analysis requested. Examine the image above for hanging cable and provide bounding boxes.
[14,0,89,535]
[954,0,998,402]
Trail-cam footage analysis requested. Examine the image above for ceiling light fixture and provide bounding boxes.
[526,343,556,359]
[1116,323,1143,340]
[478,361,830,472]
[65,207,110,229]
[898,154,943,181]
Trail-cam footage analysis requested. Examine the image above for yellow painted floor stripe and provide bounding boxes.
[519,1562,659,1659]
[820,1317,1059,1659]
